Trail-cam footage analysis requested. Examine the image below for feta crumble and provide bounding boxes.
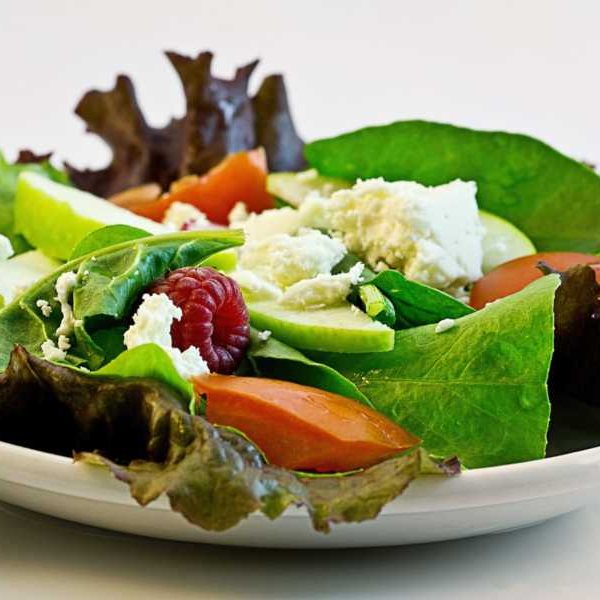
[435,318,457,333]
[280,262,364,309]
[123,293,210,379]
[230,269,283,301]
[55,271,78,337]
[228,202,250,225]
[162,201,210,231]
[239,229,347,288]
[36,299,53,317]
[41,339,67,362]
[326,179,484,296]
[257,329,272,342]
[0,234,14,261]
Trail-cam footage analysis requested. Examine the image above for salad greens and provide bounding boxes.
[0,151,69,253]
[66,51,306,198]
[0,346,457,533]
[305,121,600,252]
[311,275,560,468]
[0,229,244,371]
[248,332,371,405]
[70,224,151,260]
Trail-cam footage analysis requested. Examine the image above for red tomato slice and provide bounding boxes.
[118,149,274,224]
[470,252,600,310]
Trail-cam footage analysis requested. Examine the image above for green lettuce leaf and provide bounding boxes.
[0,229,244,371]
[309,275,560,468]
[248,332,371,405]
[0,347,455,533]
[70,224,151,260]
[0,151,69,253]
[305,121,600,252]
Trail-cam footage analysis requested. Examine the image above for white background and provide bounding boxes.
[2,1,600,598]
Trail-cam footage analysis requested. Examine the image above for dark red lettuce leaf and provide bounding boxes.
[16,150,53,164]
[66,51,305,198]
[253,74,306,172]
[0,346,455,533]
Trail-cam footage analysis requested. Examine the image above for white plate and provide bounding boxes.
[1,441,599,548]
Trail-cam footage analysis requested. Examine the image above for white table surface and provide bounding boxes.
[2,0,600,597]
[1,496,600,600]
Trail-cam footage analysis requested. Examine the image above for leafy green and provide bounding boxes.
[0,229,244,371]
[305,120,600,252]
[309,275,560,468]
[248,332,371,405]
[365,270,474,328]
[0,151,69,253]
[91,344,194,405]
[336,254,473,328]
[0,347,452,533]
[70,224,150,260]
[67,51,305,197]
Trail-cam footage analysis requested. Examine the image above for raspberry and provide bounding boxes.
[148,267,250,374]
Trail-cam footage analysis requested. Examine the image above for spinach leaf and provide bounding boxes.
[0,230,244,371]
[0,151,69,253]
[0,347,451,533]
[309,275,560,468]
[91,343,194,405]
[70,224,150,259]
[248,332,371,405]
[305,121,600,252]
[365,270,474,328]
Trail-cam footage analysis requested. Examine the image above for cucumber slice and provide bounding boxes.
[14,172,166,260]
[248,300,394,353]
[480,210,536,273]
[358,284,396,327]
[267,169,349,207]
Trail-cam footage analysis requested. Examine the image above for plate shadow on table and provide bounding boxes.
[1,499,599,600]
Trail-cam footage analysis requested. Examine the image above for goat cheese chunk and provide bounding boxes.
[239,228,346,288]
[41,339,67,362]
[230,269,283,301]
[123,293,209,379]
[55,271,79,337]
[280,262,364,309]
[0,234,14,261]
[163,202,210,231]
[326,179,484,295]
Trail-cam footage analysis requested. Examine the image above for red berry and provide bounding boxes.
[148,267,250,374]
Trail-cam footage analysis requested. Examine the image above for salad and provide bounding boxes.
[1,51,599,534]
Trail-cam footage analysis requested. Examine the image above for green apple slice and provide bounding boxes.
[201,248,238,272]
[480,210,536,273]
[0,250,61,307]
[14,172,166,260]
[248,300,394,353]
[267,169,350,207]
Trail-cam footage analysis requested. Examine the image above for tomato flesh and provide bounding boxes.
[470,252,600,310]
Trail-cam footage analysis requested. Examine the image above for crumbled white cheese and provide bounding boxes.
[41,339,67,362]
[57,334,71,351]
[162,201,210,231]
[228,202,250,225]
[257,329,272,342]
[55,271,78,337]
[280,263,364,310]
[326,179,484,296]
[230,269,283,301]
[123,293,210,379]
[435,318,457,333]
[0,234,14,261]
[239,228,347,288]
[234,196,330,242]
[36,299,53,317]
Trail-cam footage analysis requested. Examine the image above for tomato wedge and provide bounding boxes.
[119,149,273,224]
[193,374,420,472]
[470,252,600,309]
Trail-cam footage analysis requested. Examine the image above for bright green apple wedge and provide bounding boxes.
[0,250,61,307]
[14,172,166,260]
[266,169,349,207]
[201,248,238,272]
[480,210,536,273]
[248,300,394,353]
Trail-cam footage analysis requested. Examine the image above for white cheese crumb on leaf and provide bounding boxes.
[435,318,457,333]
